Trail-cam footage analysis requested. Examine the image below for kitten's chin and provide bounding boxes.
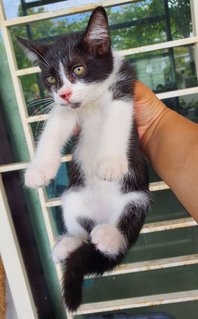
[70,102,81,109]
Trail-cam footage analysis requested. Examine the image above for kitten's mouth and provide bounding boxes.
[60,102,81,109]
[70,102,81,109]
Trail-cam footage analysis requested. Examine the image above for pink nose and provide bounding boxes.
[60,91,72,101]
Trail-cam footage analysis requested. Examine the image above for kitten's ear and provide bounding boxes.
[83,6,111,55]
[17,36,47,64]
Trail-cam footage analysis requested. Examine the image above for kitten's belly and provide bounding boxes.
[72,130,132,224]
[78,178,127,224]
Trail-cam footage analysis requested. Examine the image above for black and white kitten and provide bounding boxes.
[18,6,151,312]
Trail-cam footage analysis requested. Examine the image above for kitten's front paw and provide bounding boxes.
[96,156,128,181]
[25,159,60,188]
[52,236,82,263]
[91,224,126,256]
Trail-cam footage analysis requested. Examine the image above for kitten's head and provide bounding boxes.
[18,6,113,110]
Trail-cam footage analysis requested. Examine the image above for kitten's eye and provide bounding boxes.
[72,66,85,77]
[47,76,56,85]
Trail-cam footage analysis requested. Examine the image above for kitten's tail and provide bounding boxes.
[63,241,124,312]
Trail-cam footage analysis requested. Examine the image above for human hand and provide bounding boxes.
[134,81,167,144]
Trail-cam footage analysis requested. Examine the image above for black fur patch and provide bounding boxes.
[63,241,125,311]
[118,201,150,249]
[77,217,96,234]
[68,159,85,188]
[112,61,136,102]
[121,122,150,193]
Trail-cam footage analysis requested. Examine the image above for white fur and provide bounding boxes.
[91,224,126,257]
[59,62,72,88]
[25,106,78,187]
[25,49,38,64]
[52,236,83,263]
[88,25,109,43]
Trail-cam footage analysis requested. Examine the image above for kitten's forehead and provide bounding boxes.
[59,61,71,85]
[45,33,82,65]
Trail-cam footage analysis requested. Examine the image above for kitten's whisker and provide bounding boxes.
[30,101,54,116]
[35,50,51,68]
[34,102,55,137]
[27,98,53,108]
[37,102,55,115]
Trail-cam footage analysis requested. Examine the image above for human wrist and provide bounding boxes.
[140,100,169,154]
[134,82,167,141]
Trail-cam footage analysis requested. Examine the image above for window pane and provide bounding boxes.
[10,0,193,69]
[3,0,98,19]
[163,93,198,123]
[127,227,198,263]
[128,45,197,92]
[82,263,198,303]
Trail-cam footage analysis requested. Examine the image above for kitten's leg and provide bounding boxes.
[90,190,150,257]
[25,107,78,187]
[90,224,126,257]
[52,235,83,263]
[62,190,92,239]
[117,190,151,248]
[95,100,133,181]
[53,189,93,263]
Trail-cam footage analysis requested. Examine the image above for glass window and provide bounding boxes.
[128,46,197,93]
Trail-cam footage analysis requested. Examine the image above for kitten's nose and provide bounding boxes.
[59,90,72,101]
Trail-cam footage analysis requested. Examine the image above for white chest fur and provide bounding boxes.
[74,90,133,180]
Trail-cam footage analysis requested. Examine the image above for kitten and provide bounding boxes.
[18,6,151,312]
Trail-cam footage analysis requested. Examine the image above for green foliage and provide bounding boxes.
[9,0,193,102]
[169,0,191,38]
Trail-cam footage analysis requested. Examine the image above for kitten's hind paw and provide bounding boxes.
[91,224,126,257]
[52,236,83,264]
[95,156,128,181]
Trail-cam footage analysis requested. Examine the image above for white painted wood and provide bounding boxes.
[0,155,72,173]
[0,177,38,319]
[16,38,198,77]
[27,114,48,123]
[120,36,198,56]
[76,290,198,314]
[103,254,198,276]
[58,252,198,280]
[0,0,63,298]
[3,0,139,26]
[0,2,35,158]
[141,217,197,234]
[16,66,40,76]
[149,181,169,191]
[0,162,29,173]
[157,86,198,100]
[45,197,62,207]
[6,279,18,319]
